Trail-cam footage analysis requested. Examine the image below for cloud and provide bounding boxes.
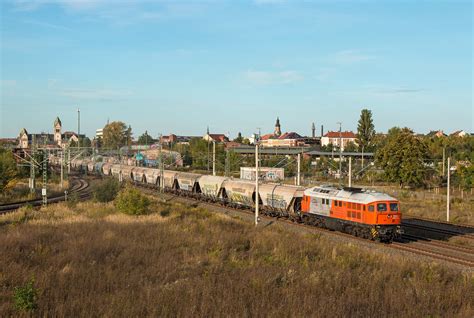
[243,69,303,85]
[254,0,286,4]
[377,88,423,94]
[59,88,132,101]
[360,84,424,96]
[22,19,72,31]
[9,0,207,25]
[330,49,375,65]
[11,0,107,11]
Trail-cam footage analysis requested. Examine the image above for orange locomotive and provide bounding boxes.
[300,185,402,242]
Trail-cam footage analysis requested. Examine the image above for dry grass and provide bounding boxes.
[399,194,474,225]
[0,179,70,205]
[363,186,474,225]
[0,198,473,317]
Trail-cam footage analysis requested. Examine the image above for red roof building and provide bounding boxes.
[203,133,229,143]
[321,131,358,151]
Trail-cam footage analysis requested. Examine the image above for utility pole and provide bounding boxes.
[30,135,36,193]
[159,134,164,193]
[42,150,48,206]
[212,141,216,176]
[67,147,71,174]
[297,153,301,186]
[442,146,446,177]
[348,156,352,187]
[207,126,210,173]
[225,149,230,177]
[447,157,451,222]
[77,108,81,149]
[255,141,259,226]
[337,122,342,183]
[60,150,64,189]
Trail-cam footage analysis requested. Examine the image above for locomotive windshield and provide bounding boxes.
[377,203,387,212]
[390,203,399,212]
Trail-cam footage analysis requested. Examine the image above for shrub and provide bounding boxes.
[115,186,150,215]
[67,192,79,209]
[13,278,38,312]
[93,178,120,203]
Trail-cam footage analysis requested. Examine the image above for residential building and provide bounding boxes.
[450,130,468,138]
[203,133,229,143]
[427,130,447,138]
[18,117,85,149]
[161,134,200,146]
[96,128,104,139]
[257,118,307,148]
[321,131,357,151]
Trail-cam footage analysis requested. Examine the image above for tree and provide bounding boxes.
[103,121,129,149]
[93,178,120,203]
[0,149,18,192]
[189,138,212,169]
[233,132,244,144]
[137,131,155,145]
[376,127,428,188]
[115,185,150,215]
[125,125,133,147]
[81,137,92,148]
[357,109,376,152]
[343,142,358,153]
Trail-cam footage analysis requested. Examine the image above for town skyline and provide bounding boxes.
[1,0,472,138]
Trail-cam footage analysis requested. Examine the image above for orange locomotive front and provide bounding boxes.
[300,186,402,242]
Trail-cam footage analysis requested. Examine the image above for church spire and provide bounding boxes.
[274,117,282,137]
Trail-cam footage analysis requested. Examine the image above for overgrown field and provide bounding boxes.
[0,199,473,317]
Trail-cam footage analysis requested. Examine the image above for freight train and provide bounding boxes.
[58,158,402,242]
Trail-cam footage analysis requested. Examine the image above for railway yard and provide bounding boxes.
[1,174,473,271]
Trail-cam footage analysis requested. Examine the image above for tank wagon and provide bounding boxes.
[258,184,304,218]
[56,159,402,242]
[175,172,202,198]
[143,168,161,188]
[198,176,228,202]
[222,179,256,208]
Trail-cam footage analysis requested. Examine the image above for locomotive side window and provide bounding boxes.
[368,205,374,212]
[339,201,343,207]
[390,203,399,212]
[377,203,387,212]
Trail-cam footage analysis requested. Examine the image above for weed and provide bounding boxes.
[13,278,38,312]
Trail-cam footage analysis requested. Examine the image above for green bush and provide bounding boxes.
[93,178,120,203]
[115,186,150,215]
[67,192,79,209]
[13,278,38,312]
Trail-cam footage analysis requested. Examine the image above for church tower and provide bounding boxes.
[274,117,282,137]
[54,117,62,146]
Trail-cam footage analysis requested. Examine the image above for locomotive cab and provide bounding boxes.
[369,200,402,241]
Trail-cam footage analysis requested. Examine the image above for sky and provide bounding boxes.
[0,0,472,140]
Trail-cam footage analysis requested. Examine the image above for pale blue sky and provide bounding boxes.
[1,0,472,139]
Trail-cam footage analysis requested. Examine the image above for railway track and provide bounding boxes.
[402,222,474,241]
[0,177,91,214]
[404,215,474,231]
[136,185,474,269]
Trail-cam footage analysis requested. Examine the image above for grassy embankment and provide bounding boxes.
[0,196,473,317]
[0,179,69,205]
